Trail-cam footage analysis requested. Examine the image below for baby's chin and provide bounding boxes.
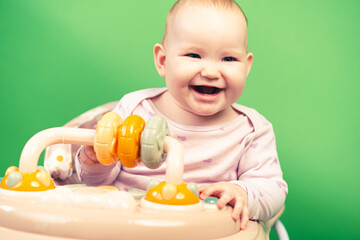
[189,105,239,124]
[189,107,229,120]
[192,109,220,117]
[186,104,220,116]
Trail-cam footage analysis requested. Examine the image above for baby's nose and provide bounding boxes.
[200,62,220,80]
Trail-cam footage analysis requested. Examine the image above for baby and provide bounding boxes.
[75,0,288,230]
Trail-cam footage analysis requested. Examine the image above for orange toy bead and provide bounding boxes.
[94,112,123,165]
[117,115,145,168]
[145,182,199,205]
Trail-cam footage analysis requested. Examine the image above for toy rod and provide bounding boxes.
[18,127,184,185]
[19,127,95,173]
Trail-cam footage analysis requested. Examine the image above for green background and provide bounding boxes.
[0,1,359,239]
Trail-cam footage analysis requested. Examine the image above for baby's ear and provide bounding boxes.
[246,52,254,77]
[153,43,166,77]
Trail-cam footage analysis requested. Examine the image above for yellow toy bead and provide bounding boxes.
[5,166,19,176]
[162,183,177,201]
[36,170,51,187]
[94,112,123,165]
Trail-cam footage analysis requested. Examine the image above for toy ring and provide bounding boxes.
[117,115,145,168]
[140,116,169,169]
[94,112,123,165]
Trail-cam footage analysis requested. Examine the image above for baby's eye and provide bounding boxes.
[222,56,237,62]
[186,53,201,59]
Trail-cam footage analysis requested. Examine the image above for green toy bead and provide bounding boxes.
[147,179,161,191]
[204,197,218,204]
[186,182,199,197]
[6,172,23,188]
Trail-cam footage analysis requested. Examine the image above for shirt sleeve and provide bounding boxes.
[231,122,288,221]
[74,146,121,186]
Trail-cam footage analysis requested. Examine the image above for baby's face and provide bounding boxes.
[160,5,253,117]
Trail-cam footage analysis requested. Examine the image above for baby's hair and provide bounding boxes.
[162,0,248,45]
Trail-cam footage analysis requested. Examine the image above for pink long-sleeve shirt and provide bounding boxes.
[75,88,288,221]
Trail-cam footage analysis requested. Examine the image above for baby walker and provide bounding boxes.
[0,102,288,240]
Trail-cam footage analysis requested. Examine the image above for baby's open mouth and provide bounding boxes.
[191,86,221,95]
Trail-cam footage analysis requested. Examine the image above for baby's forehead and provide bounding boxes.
[163,2,247,42]
[168,1,247,26]
[163,7,248,53]
[175,5,245,25]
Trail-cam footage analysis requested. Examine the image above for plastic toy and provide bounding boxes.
[0,106,288,239]
[44,101,118,183]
